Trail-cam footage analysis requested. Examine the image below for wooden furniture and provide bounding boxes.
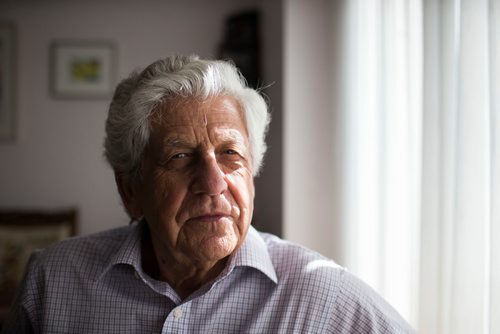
[0,209,77,322]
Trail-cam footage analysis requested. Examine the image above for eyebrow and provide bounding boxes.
[214,129,249,151]
[163,138,193,148]
[216,129,245,142]
[159,129,249,156]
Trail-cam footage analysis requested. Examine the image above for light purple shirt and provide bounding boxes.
[3,221,414,333]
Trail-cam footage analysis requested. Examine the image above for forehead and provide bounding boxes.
[151,96,248,140]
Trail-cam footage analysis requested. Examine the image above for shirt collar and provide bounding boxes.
[97,222,278,284]
[228,226,278,284]
[95,221,143,281]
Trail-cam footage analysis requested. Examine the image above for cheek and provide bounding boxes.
[142,171,187,222]
[225,170,254,223]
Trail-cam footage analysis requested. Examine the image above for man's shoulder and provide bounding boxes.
[254,232,415,332]
[34,224,135,274]
[43,224,132,254]
[257,231,345,285]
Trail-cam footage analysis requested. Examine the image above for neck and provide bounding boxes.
[141,227,228,300]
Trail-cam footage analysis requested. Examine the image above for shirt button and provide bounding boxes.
[173,307,183,319]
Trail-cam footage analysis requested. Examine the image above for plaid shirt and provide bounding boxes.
[3,221,414,333]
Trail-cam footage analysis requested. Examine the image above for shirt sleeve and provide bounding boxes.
[1,251,43,334]
[328,269,416,334]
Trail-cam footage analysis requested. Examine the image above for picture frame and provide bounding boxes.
[0,209,77,320]
[0,22,17,141]
[50,40,117,99]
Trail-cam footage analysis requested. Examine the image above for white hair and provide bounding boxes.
[104,54,270,178]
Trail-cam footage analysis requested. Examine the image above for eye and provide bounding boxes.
[160,152,194,170]
[220,148,247,164]
[172,152,190,159]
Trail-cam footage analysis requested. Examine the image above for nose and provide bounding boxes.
[191,154,228,196]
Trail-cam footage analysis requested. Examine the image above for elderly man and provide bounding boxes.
[3,55,414,333]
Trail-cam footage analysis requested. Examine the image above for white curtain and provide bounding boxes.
[341,0,500,331]
[419,0,500,333]
[341,0,422,325]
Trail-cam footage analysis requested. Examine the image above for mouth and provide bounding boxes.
[188,213,231,223]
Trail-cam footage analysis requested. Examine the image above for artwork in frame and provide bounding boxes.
[0,22,17,141]
[50,40,117,99]
[0,209,77,320]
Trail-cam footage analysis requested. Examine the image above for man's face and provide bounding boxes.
[131,96,254,265]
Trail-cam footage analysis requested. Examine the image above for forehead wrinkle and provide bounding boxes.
[152,96,248,151]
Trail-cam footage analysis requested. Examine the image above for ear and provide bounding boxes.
[115,172,143,219]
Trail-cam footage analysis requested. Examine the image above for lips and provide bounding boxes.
[188,212,231,223]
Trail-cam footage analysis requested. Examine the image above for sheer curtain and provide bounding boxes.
[419,0,500,333]
[341,0,499,331]
[341,0,422,325]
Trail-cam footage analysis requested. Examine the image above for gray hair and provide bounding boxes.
[104,54,270,178]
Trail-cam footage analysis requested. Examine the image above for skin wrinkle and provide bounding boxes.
[124,95,254,299]
[157,129,249,167]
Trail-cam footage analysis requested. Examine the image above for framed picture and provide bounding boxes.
[0,22,17,141]
[50,40,117,99]
[0,209,77,320]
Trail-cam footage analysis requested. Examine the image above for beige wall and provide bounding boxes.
[283,0,345,263]
[0,0,283,236]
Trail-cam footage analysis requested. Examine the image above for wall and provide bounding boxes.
[252,0,283,236]
[0,0,283,236]
[283,0,345,263]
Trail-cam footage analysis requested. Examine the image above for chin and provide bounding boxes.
[198,234,239,261]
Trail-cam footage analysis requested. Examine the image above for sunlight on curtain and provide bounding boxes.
[491,3,500,333]
[419,0,500,333]
[340,0,499,330]
[342,0,422,326]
